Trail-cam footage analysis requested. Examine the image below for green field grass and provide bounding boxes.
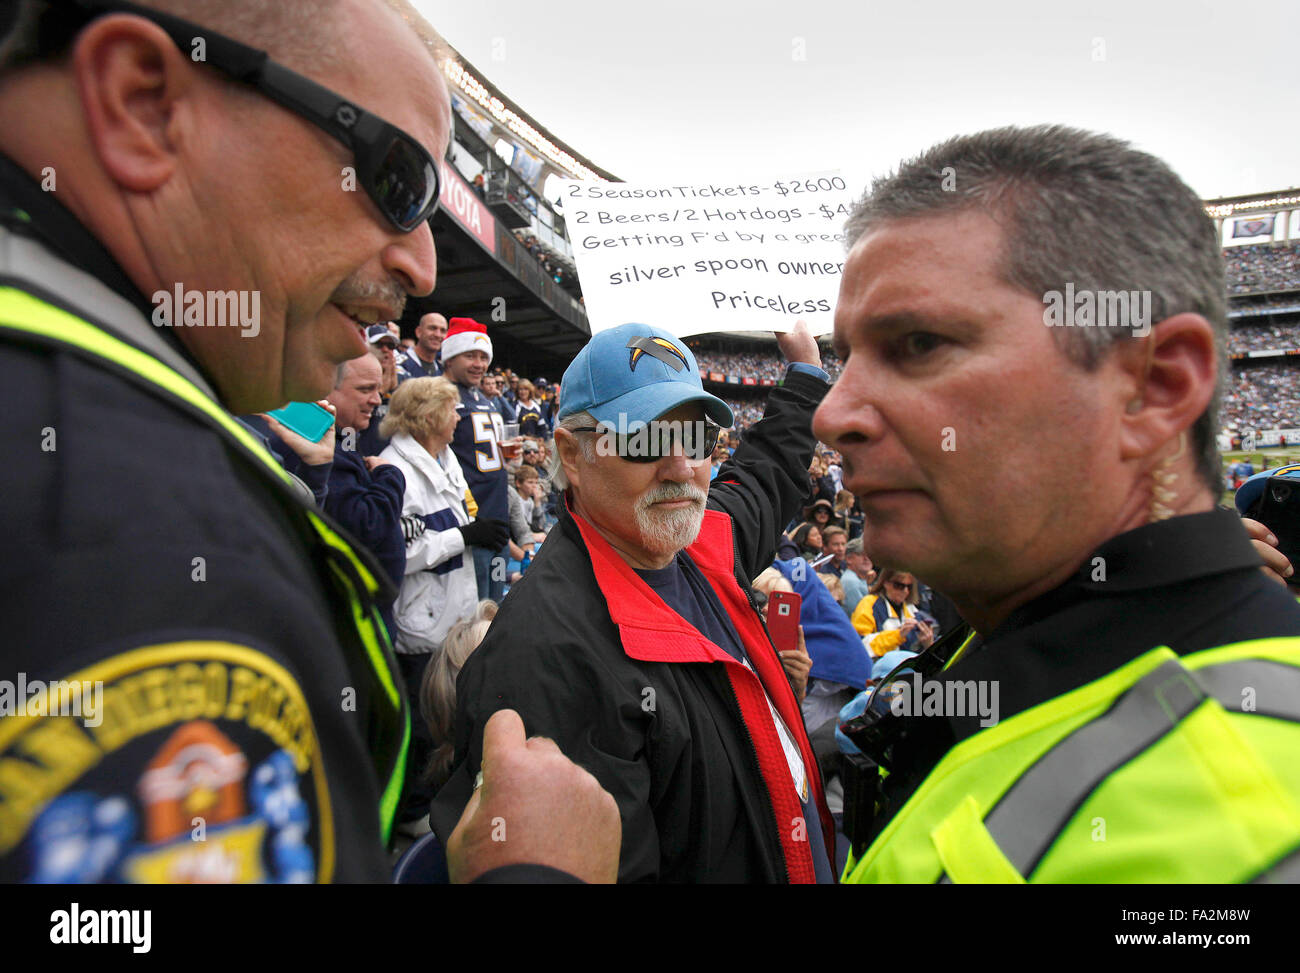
[1220,450,1300,507]
[1221,449,1300,465]
[1221,449,1300,475]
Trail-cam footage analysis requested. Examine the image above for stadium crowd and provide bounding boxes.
[1230,294,1300,316]
[695,347,845,386]
[1225,242,1300,295]
[512,228,581,298]
[1227,321,1300,354]
[1220,362,1300,432]
[719,397,766,431]
[694,349,787,382]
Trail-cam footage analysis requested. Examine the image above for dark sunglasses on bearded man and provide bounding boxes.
[569,418,723,464]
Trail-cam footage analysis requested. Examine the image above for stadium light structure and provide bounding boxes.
[1205,194,1300,218]
[444,61,605,184]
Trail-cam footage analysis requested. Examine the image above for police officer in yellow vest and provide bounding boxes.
[0,0,622,884]
[815,124,1300,884]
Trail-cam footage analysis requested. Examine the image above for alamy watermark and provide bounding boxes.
[590,416,717,460]
[887,672,1000,728]
[1042,284,1151,337]
[50,903,150,953]
[151,284,261,338]
[0,673,103,727]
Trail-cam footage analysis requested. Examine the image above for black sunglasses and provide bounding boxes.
[570,420,723,464]
[54,0,442,232]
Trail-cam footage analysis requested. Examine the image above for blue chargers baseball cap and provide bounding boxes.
[1235,465,1300,516]
[557,323,734,429]
[366,323,397,346]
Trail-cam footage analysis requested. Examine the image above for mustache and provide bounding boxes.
[329,275,407,319]
[640,481,708,509]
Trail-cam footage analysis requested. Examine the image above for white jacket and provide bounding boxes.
[379,432,479,654]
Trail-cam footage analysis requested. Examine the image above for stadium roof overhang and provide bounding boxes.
[398,160,592,376]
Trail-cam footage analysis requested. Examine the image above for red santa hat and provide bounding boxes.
[440,317,493,365]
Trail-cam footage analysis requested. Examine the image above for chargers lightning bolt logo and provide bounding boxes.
[627,336,687,372]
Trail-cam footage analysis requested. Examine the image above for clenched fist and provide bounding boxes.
[446,709,621,884]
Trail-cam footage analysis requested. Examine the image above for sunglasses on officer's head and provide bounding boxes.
[570,420,722,464]
[53,0,442,232]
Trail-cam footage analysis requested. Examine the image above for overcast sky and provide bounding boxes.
[419,0,1298,200]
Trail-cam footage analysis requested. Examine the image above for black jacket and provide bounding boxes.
[0,155,400,883]
[430,370,835,882]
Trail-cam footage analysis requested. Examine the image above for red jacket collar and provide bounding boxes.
[567,500,740,663]
[565,499,810,754]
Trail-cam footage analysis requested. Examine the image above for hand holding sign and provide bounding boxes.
[778,318,822,369]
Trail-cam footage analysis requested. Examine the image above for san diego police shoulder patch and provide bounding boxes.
[0,641,334,883]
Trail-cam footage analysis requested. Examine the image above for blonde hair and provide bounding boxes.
[380,376,459,441]
[752,567,793,597]
[421,600,498,789]
[817,571,845,604]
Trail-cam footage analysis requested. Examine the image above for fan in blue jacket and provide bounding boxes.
[773,557,873,732]
[324,355,408,633]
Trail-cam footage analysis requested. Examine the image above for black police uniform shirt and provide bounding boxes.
[635,552,835,883]
[450,383,509,524]
[0,153,394,883]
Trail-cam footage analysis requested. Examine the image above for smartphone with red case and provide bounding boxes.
[767,590,802,654]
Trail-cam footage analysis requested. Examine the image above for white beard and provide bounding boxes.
[634,482,708,556]
[635,502,705,556]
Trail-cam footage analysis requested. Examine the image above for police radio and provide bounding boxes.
[1235,465,1300,577]
[838,621,975,858]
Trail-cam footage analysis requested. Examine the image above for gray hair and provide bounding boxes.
[844,124,1226,492]
[546,410,596,492]
[2,1,346,75]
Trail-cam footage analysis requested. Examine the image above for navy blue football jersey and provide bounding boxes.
[450,383,509,522]
[515,401,545,437]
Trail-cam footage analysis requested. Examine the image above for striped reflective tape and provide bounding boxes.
[980,659,1206,878]
[1193,660,1300,723]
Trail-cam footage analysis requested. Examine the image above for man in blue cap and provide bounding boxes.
[432,320,837,882]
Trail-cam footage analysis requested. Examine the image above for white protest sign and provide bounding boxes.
[559,173,855,337]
